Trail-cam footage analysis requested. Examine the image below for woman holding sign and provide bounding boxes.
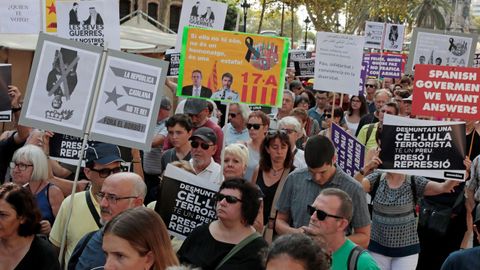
[354,129,461,270]
[178,178,267,270]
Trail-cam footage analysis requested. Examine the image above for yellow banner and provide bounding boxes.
[177,27,289,107]
[45,0,57,33]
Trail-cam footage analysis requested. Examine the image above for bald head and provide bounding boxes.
[99,172,146,223]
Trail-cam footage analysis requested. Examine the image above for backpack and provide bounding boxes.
[347,245,366,270]
[369,173,418,217]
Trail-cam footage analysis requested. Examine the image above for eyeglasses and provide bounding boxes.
[9,162,33,171]
[307,205,344,221]
[215,193,242,204]
[191,140,212,150]
[247,123,262,130]
[229,113,237,118]
[267,130,288,137]
[365,84,376,88]
[380,109,394,115]
[90,167,123,178]
[96,192,138,205]
[324,114,332,119]
[351,99,361,103]
[280,128,297,135]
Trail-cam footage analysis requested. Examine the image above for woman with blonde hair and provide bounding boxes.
[223,143,249,180]
[103,207,179,270]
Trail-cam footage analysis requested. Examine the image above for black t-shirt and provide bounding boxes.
[15,236,60,270]
[0,132,24,183]
[178,223,267,270]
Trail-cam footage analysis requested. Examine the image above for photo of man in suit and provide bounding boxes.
[69,2,80,25]
[191,1,200,17]
[182,70,212,98]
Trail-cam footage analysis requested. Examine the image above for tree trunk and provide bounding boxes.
[280,2,285,36]
[257,0,267,34]
[291,1,294,48]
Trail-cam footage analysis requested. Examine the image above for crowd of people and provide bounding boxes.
[1,64,480,270]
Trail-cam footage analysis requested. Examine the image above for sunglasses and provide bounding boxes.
[324,114,332,119]
[307,205,344,221]
[191,140,212,150]
[365,84,376,88]
[215,193,242,204]
[247,123,262,130]
[267,130,288,136]
[280,128,297,135]
[229,113,237,118]
[90,167,124,178]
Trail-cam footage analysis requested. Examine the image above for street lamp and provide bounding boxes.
[304,17,311,49]
[241,0,251,33]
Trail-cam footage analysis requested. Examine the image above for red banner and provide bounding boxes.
[412,64,480,120]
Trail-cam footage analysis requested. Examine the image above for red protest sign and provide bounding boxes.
[412,64,480,120]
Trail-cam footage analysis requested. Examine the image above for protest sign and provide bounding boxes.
[90,50,168,151]
[293,58,315,77]
[156,164,218,240]
[20,33,103,137]
[405,28,477,74]
[288,50,312,67]
[165,50,180,77]
[175,0,227,51]
[380,114,466,180]
[178,27,289,107]
[56,0,120,49]
[0,64,12,122]
[473,53,480,68]
[411,64,480,120]
[382,23,405,52]
[314,32,364,95]
[0,1,41,33]
[364,53,404,79]
[364,21,384,49]
[43,0,57,33]
[331,123,365,177]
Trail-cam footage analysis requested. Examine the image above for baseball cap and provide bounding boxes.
[85,142,124,165]
[190,127,217,144]
[160,96,172,110]
[184,98,208,115]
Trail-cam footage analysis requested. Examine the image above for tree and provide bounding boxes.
[409,0,452,29]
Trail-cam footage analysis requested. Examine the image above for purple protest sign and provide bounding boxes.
[331,123,365,177]
[364,53,403,79]
[359,58,369,96]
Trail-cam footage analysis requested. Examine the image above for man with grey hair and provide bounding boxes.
[302,188,379,269]
[68,172,146,270]
[278,116,306,169]
[269,90,295,130]
[225,103,251,145]
[143,96,171,204]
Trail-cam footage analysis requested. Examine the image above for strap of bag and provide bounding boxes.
[369,173,384,202]
[67,230,96,270]
[408,175,418,217]
[267,169,291,229]
[85,189,102,228]
[347,245,365,270]
[364,123,375,145]
[215,232,261,270]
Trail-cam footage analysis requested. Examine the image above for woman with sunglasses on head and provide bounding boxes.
[10,144,64,235]
[244,111,270,182]
[344,95,368,135]
[178,178,267,270]
[0,183,60,270]
[103,207,179,270]
[251,130,294,241]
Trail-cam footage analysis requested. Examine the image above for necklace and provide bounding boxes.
[271,167,285,176]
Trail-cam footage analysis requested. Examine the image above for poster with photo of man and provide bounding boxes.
[56,0,120,49]
[20,33,103,137]
[175,0,228,51]
[405,28,477,74]
[383,23,404,52]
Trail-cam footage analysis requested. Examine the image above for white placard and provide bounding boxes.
[56,0,120,49]
[364,21,384,49]
[383,23,405,52]
[0,0,41,33]
[314,32,364,95]
[20,33,103,137]
[175,0,228,51]
[89,50,168,151]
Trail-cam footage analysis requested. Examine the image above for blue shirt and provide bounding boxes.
[224,123,249,145]
[441,247,480,270]
[73,229,104,270]
[308,107,326,131]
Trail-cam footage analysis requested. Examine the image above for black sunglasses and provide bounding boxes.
[324,114,332,119]
[365,84,376,88]
[307,205,344,220]
[215,193,242,204]
[229,113,237,118]
[90,167,124,178]
[247,123,262,130]
[267,129,287,136]
[191,141,212,150]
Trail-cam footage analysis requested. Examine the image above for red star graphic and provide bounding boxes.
[47,2,56,14]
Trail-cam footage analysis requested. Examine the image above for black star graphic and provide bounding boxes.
[104,87,123,106]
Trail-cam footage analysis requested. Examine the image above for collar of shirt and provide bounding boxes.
[228,123,248,135]
[306,165,342,187]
